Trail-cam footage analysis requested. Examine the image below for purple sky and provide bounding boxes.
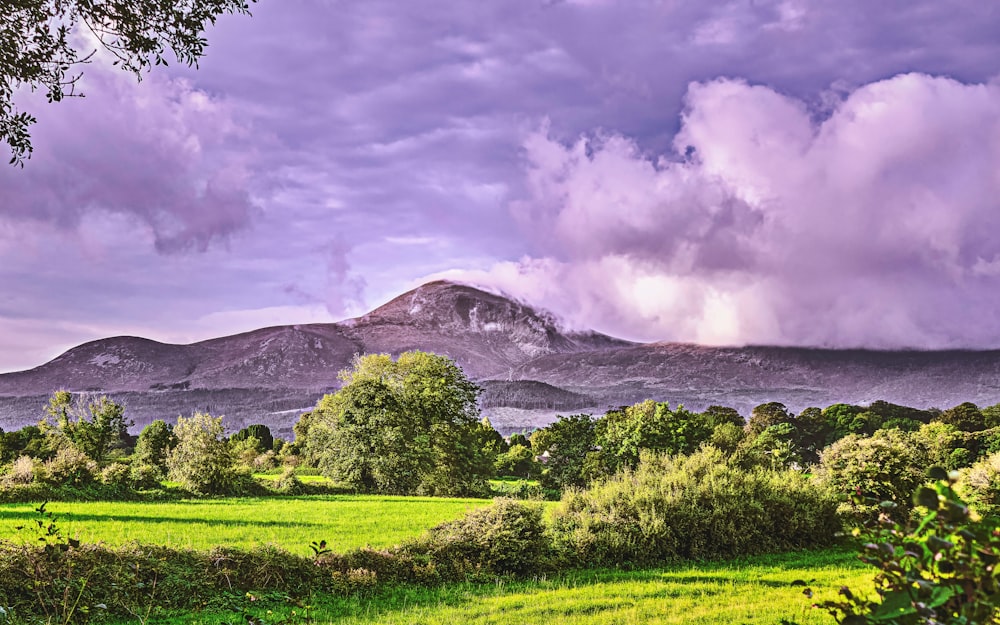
[4,0,1000,371]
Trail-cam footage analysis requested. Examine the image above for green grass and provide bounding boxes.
[0,495,489,554]
[107,549,873,625]
[253,472,334,484]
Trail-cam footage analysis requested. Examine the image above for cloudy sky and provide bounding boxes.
[4,0,1000,371]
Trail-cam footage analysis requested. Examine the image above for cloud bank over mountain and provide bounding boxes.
[448,74,1000,349]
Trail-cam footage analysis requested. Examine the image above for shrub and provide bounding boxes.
[811,473,1000,625]
[166,413,235,496]
[6,455,36,485]
[271,466,305,494]
[815,429,930,521]
[128,462,162,489]
[99,462,130,486]
[549,446,841,567]
[957,451,1000,516]
[409,498,553,578]
[38,446,97,487]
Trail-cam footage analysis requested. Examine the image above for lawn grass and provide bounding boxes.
[0,495,490,554]
[107,548,872,625]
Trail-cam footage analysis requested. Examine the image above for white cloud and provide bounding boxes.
[450,73,1000,349]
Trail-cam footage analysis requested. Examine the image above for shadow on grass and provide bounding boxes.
[0,509,325,529]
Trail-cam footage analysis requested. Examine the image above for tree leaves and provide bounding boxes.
[1,0,255,165]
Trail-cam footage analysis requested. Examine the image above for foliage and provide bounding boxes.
[132,420,176,479]
[815,430,931,521]
[0,424,51,463]
[231,424,274,451]
[595,401,714,474]
[494,444,539,479]
[549,447,841,567]
[409,499,553,579]
[308,352,491,496]
[936,401,987,433]
[531,414,597,490]
[956,451,1000,516]
[812,472,1000,625]
[44,392,132,463]
[37,445,98,487]
[1,0,256,165]
[745,402,793,438]
[166,412,235,496]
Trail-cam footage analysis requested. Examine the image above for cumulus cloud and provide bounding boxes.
[0,64,260,253]
[455,73,1000,349]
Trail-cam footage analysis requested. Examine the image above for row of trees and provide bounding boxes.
[6,350,1000,500]
[0,390,293,495]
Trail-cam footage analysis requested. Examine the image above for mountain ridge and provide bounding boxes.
[3,279,1000,436]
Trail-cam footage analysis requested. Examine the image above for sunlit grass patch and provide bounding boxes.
[0,495,490,554]
[110,549,871,625]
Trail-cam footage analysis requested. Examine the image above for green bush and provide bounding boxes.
[549,446,841,567]
[37,446,97,487]
[408,498,553,578]
[128,462,163,489]
[99,462,130,486]
[811,473,1000,625]
[815,429,930,521]
[166,413,236,496]
[957,451,1000,516]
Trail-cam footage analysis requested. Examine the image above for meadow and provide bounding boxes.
[0,495,491,553]
[104,549,872,625]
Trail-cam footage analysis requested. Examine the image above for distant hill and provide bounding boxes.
[3,280,1000,436]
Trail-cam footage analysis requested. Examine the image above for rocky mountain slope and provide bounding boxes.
[2,279,1000,436]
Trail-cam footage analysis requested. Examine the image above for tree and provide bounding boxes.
[937,401,987,432]
[744,402,792,438]
[595,401,714,474]
[132,419,176,478]
[44,391,132,462]
[230,424,274,451]
[815,429,931,521]
[1,0,256,165]
[306,351,492,496]
[166,412,234,495]
[531,414,597,490]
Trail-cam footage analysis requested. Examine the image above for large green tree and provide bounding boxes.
[1,0,255,165]
[306,351,492,496]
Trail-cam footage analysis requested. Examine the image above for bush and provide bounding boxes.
[99,462,130,486]
[129,462,163,489]
[549,446,841,567]
[409,498,553,578]
[957,451,1000,516]
[811,473,1000,625]
[271,466,305,494]
[37,446,97,486]
[5,455,36,485]
[815,429,930,521]
[166,413,235,496]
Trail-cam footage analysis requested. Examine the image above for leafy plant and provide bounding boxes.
[813,468,1000,624]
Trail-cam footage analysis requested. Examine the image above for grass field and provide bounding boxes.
[0,495,490,553]
[105,549,873,625]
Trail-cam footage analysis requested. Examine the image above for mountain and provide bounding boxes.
[0,281,630,435]
[3,279,1000,436]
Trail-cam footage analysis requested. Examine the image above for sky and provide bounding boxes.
[4,0,1000,372]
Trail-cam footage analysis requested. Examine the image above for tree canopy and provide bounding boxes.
[304,351,493,496]
[1,0,255,165]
